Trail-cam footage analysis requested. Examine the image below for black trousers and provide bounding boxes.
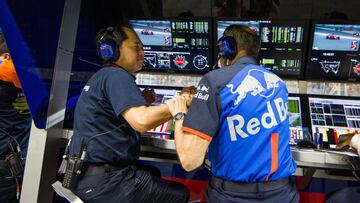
[325,187,360,203]
[73,165,189,203]
[0,164,18,203]
[206,176,299,203]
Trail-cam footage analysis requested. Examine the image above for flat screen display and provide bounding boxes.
[288,96,304,145]
[307,22,360,81]
[143,88,181,137]
[216,19,308,78]
[308,97,360,148]
[130,18,212,74]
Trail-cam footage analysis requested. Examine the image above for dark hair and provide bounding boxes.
[224,25,261,57]
[0,33,9,54]
[95,26,129,62]
[96,26,128,51]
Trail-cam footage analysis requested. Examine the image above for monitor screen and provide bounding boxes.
[142,88,181,137]
[216,19,308,78]
[288,96,304,145]
[307,22,360,81]
[308,97,360,148]
[129,18,212,74]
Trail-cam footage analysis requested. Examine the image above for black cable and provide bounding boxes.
[83,123,127,153]
[0,128,22,160]
[0,128,21,151]
[342,156,360,181]
[0,128,23,198]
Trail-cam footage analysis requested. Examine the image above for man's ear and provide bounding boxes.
[218,57,227,68]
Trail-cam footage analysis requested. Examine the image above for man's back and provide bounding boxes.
[208,62,296,182]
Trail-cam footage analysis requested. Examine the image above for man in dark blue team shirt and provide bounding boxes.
[167,25,299,202]
[68,26,188,203]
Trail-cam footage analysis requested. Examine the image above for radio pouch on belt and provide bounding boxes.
[62,155,83,190]
[5,153,23,177]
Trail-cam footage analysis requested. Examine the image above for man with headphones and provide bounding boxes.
[68,26,189,203]
[167,25,299,202]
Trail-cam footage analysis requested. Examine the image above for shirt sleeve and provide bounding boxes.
[104,69,146,116]
[182,75,219,142]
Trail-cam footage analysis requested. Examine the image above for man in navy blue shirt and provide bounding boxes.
[167,25,299,202]
[68,26,189,203]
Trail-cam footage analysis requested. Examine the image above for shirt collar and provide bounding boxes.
[233,56,258,66]
[103,65,137,80]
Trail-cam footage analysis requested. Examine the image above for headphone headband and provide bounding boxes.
[96,26,123,62]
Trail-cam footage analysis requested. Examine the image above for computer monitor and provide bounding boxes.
[129,18,212,74]
[306,21,360,81]
[308,97,360,148]
[142,88,181,137]
[288,96,304,145]
[216,19,308,79]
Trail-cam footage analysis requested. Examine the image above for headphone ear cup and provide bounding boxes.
[96,26,122,62]
[217,36,237,60]
[98,40,118,62]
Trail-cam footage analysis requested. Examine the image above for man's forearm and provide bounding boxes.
[350,134,360,156]
[140,104,173,131]
[174,120,208,171]
[122,104,173,133]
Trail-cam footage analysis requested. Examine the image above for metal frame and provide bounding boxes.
[20,0,82,202]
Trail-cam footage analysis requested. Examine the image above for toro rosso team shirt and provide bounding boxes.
[69,67,146,165]
[182,56,296,182]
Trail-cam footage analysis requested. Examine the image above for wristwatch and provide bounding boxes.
[173,112,186,121]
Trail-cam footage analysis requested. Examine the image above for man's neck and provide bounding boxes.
[229,51,249,65]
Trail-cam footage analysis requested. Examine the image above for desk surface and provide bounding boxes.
[140,137,358,170]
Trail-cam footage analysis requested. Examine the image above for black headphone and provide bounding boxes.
[96,26,125,62]
[217,36,237,60]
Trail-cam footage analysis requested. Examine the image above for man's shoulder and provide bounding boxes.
[90,67,131,82]
[200,68,243,90]
[204,67,242,79]
[96,67,128,76]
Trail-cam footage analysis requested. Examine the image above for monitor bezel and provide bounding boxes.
[305,19,360,82]
[288,93,310,134]
[129,17,213,75]
[214,17,309,80]
[305,94,360,137]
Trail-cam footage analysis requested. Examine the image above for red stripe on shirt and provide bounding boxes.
[266,133,279,181]
[182,126,212,142]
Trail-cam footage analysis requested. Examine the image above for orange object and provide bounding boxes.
[0,58,21,88]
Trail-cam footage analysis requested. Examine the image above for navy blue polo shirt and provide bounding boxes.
[182,56,296,182]
[0,81,32,158]
[69,67,146,165]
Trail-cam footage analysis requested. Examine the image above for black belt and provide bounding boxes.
[84,163,127,176]
[211,176,289,193]
[0,160,7,167]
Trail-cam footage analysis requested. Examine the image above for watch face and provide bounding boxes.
[174,112,185,120]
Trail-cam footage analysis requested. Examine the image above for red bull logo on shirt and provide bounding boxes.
[226,69,283,106]
[225,68,287,141]
[194,84,210,101]
[227,97,288,141]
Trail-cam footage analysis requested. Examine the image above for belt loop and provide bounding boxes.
[220,178,225,190]
[104,164,110,172]
[257,183,264,193]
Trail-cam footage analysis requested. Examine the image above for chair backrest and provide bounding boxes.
[52,181,84,203]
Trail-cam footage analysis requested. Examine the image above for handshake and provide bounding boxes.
[165,86,196,117]
[141,86,197,117]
